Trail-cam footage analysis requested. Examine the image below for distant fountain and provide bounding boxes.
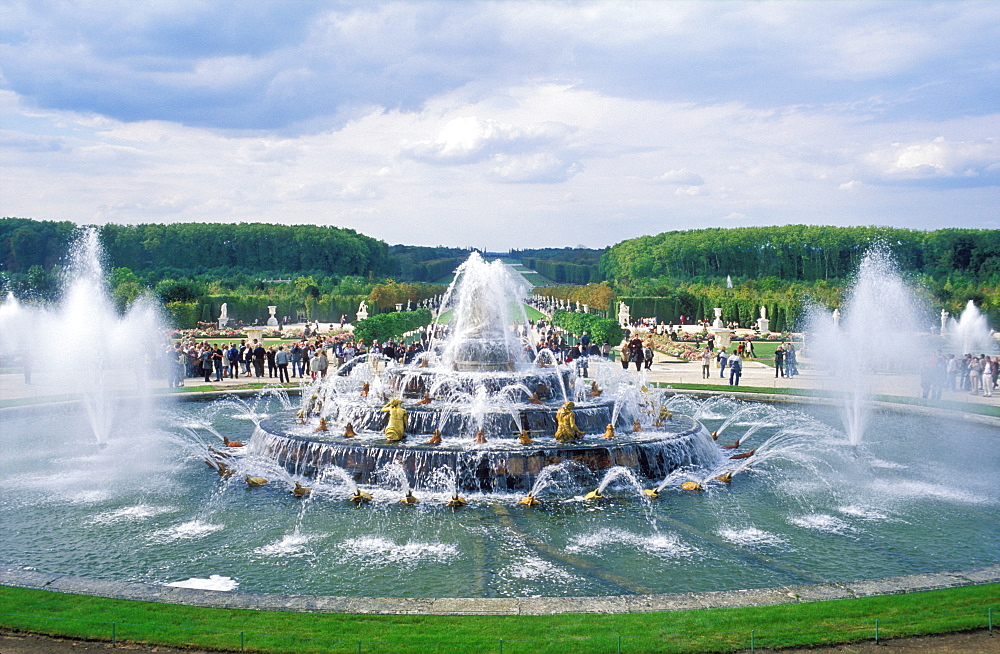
[945,301,997,355]
[0,228,166,444]
[806,249,927,447]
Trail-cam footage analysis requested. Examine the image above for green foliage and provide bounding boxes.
[600,225,1000,284]
[550,309,623,346]
[154,279,203,303]
[521,257,600,284]
[389,245,472,281]
[163,301,200,328]
[0,218,77,273]
[353,308,433,344]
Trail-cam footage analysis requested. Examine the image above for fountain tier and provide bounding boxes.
[253,410,713,492]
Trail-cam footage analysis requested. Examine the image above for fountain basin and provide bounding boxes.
[251,412,716,492]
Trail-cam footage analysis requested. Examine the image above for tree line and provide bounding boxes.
[3,218,998,328]
[599,225,1000,284]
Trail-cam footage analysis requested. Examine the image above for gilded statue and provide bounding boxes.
[554,401,583,443]
[381,398,408,442]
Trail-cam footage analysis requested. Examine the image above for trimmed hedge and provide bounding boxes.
[620,295,800,332]
[353,309,433,344]
[550,309,623,346]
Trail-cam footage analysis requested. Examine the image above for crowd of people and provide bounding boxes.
[921,353,997,399]
[164,319,997,405]
[167,335,429,387]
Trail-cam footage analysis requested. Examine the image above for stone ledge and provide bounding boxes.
[2,566,996,616]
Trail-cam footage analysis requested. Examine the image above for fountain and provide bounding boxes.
[250,253,718,493]
[805,248,928,447]
[0,228,166,445]
[0,244,997,600]
[945,300,997,355]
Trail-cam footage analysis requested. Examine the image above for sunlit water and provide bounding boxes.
[2,396,996,598]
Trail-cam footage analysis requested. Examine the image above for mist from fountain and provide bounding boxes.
[0,227,167,444]
[946,300,997,355]
[806,248,928,447]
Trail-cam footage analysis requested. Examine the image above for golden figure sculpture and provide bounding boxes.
[603,424,616,439]
[554,401,583,443]
[381,398,408,442]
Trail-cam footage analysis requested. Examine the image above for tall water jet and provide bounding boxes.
[436,252,531,371]
[806,248,927,447]
[946,301,997,355]
[0,227,167,444]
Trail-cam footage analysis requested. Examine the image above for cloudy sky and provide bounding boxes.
[1,1,997,250]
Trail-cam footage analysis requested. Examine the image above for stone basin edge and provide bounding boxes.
[1,565,998,615]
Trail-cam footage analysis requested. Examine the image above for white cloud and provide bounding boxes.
[656,169,705,186]
[1,2,998,248]
[490,152,582,183]
[403,116,572,164]
[861,137,1000,185]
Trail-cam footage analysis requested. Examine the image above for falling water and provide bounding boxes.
[0,227,167,444]
[946,301,997,355]
[806,248,927,447]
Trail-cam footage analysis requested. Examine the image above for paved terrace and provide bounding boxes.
[2,328,996,407]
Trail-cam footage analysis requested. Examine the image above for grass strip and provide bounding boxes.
[0,583,997,653]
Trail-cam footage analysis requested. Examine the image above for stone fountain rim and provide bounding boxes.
[1,565,997,615]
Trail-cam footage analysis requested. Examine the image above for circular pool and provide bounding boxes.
[2,394,996,598]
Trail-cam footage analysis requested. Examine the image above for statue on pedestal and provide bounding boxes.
[381,398,407,442]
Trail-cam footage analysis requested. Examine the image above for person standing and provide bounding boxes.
[266,347,277,378]
[227,344,240,378]
[311,348,329,379]
[199,345,214,383]
[979,356,993,397]
[290,342,303,378]
[784,343,798,377]
[628,335,644,372]
[968,356,982,394]
[275,345,290,384]
[718,348,729,378]
[728,352,742,386]
[252,340,266,379]
[213,345,225,382]
[701,347,712,379]
[774,345,785,378]
[242,341,253,376]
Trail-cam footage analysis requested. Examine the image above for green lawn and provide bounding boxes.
[0,583,995,653]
